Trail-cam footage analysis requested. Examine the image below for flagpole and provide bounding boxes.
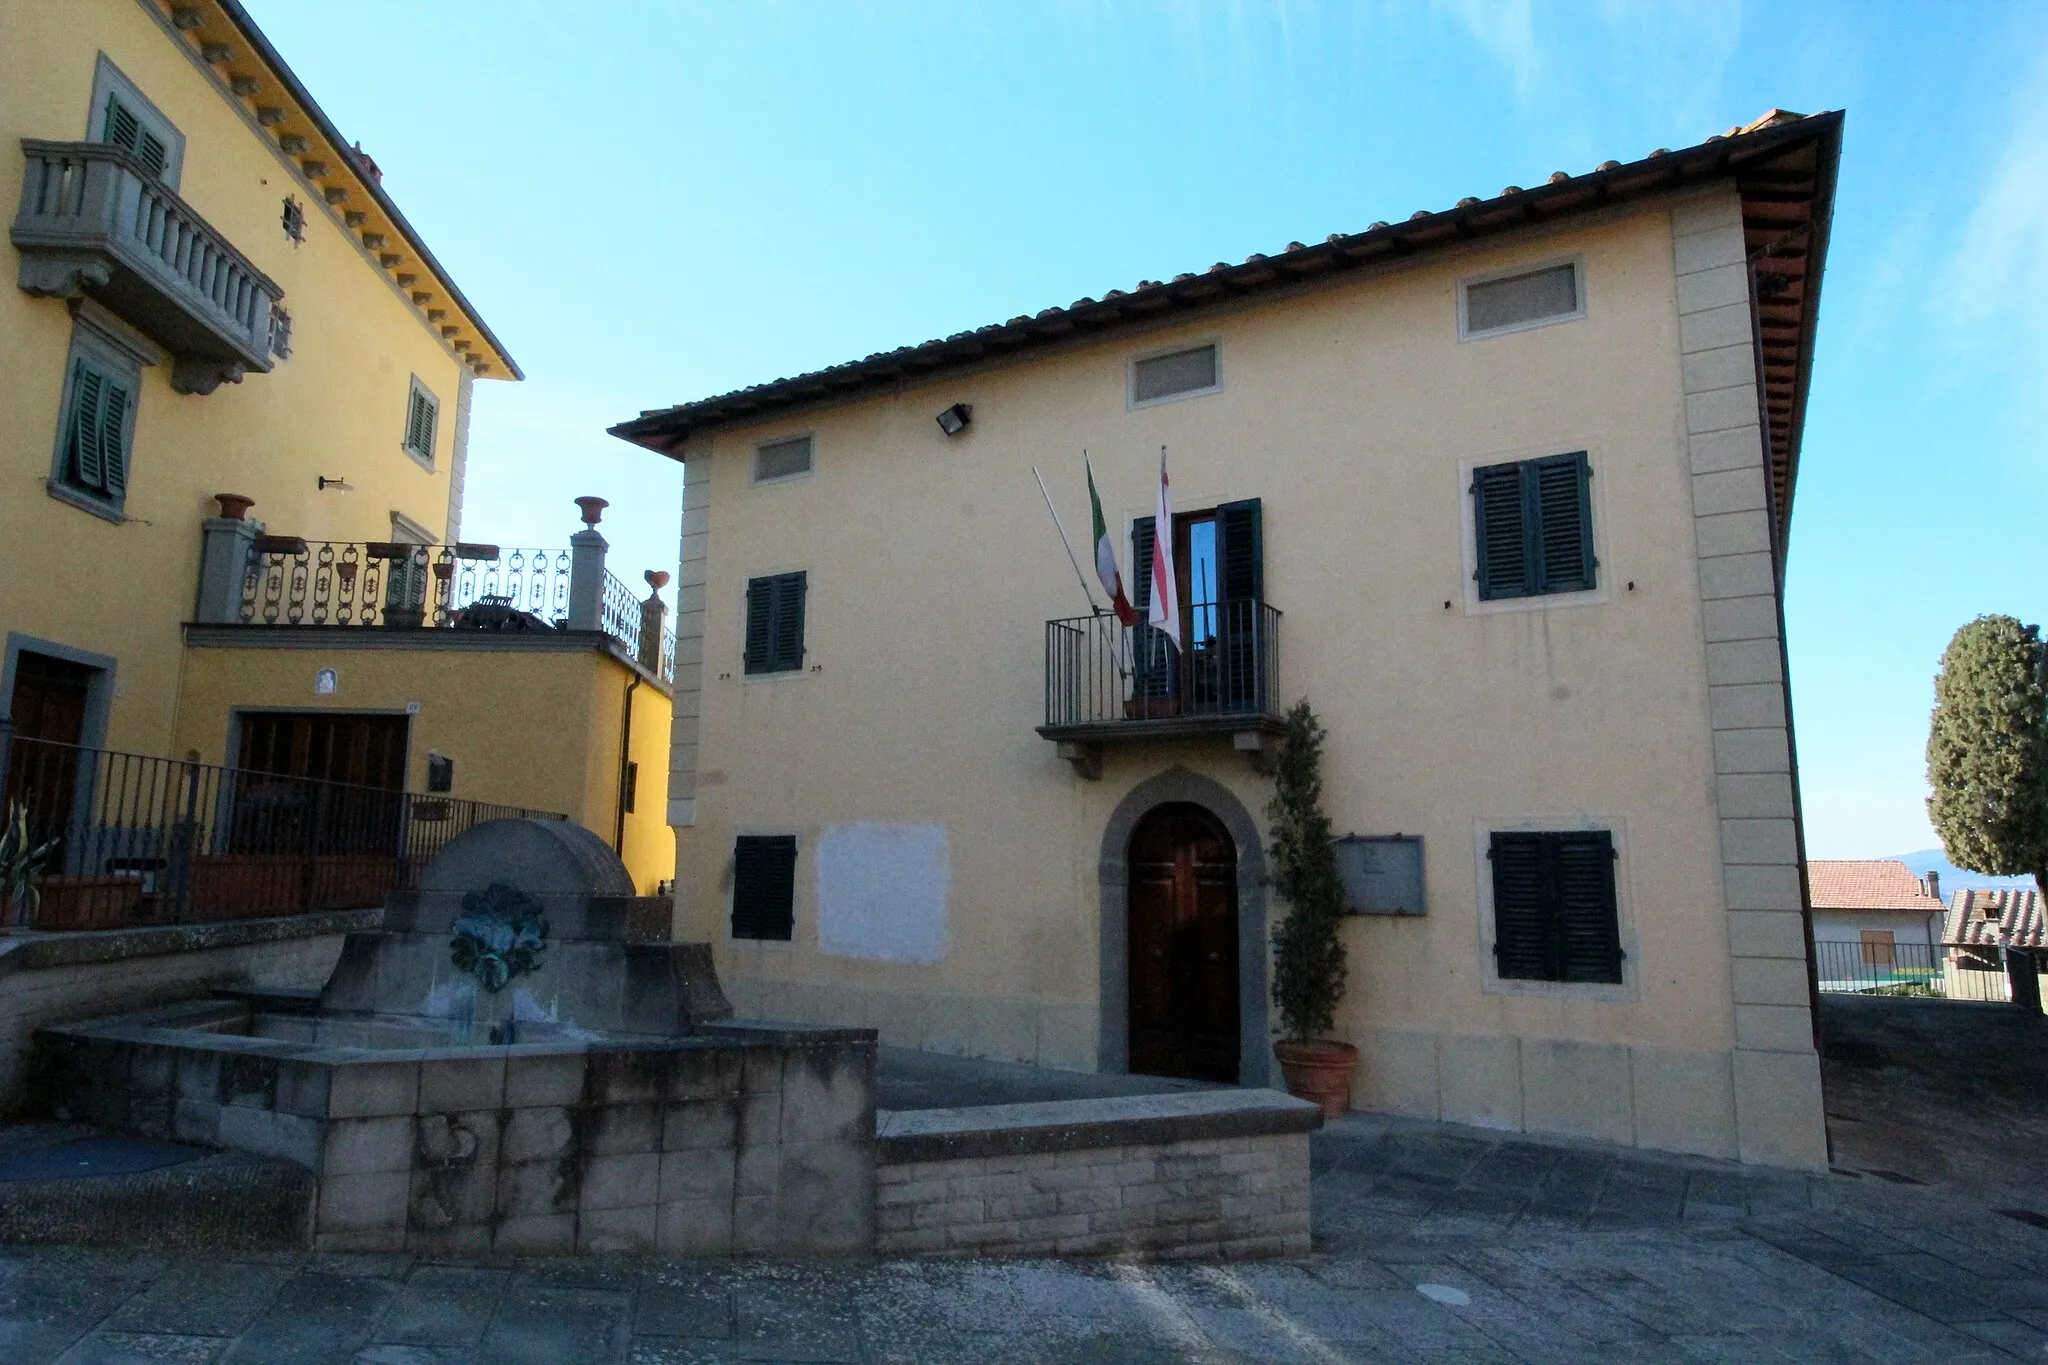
[1032,466,1105,616]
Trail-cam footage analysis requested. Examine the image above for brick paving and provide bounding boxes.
[3,1108,2046,1363]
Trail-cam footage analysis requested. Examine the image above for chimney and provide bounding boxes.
[1924,870,1940,903]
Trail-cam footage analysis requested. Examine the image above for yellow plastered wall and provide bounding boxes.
[1,0,480,754]
[172,643,674,892]
[676,199,1755,1145]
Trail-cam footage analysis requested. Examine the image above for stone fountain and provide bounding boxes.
[32,819,876,1255]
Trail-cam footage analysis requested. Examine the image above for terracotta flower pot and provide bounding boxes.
[1274,1038,1358,1119]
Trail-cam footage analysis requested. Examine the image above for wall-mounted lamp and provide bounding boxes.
[317,475,353,492]
[935,403,972,437]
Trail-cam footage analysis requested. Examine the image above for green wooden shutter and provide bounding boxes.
[771,572,807,671]
[731,835,797,940]
[66,360,107,491]
[743,577,774,674]
[1533,452,1595,593]
[1213,499,1264,711]
[1214,499,1263,603]
[101,95,167,178]
[98,378,130,496]
[1472,462,1528,599]
[1554,830,1622,982]
[1489,832,1555,980]
[1129,517,1156,615]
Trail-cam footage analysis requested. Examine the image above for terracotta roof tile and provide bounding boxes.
[1943,889,2046,950]
[1807,860,1945,912]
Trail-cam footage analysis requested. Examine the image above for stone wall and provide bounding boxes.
[0,910,371,1115]
[875,1090,1318,1260]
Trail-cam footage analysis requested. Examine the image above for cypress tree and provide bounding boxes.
[1926,614,2048,894]
[1268,700,1348,1042]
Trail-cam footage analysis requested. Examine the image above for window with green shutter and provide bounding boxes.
[88,59,182,188]
[732,835,797,941]
[1489,830,1623,984]
[1472,451,1595,600]
[403,378,439,466]
[57,353,134,507]
[743,572,807,674]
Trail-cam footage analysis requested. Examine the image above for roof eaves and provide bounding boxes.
[202,0,523,380]
[609,111,1842,457]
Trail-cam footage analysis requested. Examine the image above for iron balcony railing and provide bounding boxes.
[12,141,282,389]
[235,540,676,682]
[1812,938,2037,1004]
[0,731,564,933]
[1045,599,1281,729]
[239,540,571,631]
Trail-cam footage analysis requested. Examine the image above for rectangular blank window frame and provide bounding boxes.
[403,376,438,469]
[1128,339,1223,409]
[88,55,184,189]
[1458,256,1586,342]
[751,433,815,485]
[1473,817,1637,1003]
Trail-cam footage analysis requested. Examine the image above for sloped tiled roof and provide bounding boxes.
[1807,860,1945,913]
[1944,889,2046,951]
[611,110,1843,537]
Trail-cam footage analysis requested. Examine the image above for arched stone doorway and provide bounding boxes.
[1099,767,1270,1087]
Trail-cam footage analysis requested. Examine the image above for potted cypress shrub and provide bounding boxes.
[1267,701,1356,1116]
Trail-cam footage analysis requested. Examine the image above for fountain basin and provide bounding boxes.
[36,998,875,1255]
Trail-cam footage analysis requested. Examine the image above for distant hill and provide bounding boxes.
[1887,849,2035,894]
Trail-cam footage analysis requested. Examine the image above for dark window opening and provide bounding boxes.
[732,835,797,941]
[1473,451,1594,600]
[623,761,638,814]
[743,572,807,675]
[281,195,305,245]
[1490,829,1623,984]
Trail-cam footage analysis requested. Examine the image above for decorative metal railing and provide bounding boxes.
[0,732,564,932]
[600,570,642,652]
[13,141,281,380]
[1044,599,1282,729]
[239,541,571,631]
[1812,938,2034,1004]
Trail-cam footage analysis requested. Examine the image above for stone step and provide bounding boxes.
[0,1122,311,1250]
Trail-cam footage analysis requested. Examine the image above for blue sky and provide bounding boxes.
[244,1,2048,860]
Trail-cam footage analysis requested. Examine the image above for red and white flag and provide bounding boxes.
[1148,448,1181,650]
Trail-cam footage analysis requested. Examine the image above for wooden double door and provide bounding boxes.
[1128,802,1241,1083]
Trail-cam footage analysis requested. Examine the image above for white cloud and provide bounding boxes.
[1938,40,2048,418]
[1433,0,1541,94]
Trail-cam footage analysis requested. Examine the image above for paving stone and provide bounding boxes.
[103,1259,290,1338]
[52,1332,230,1364]
[478,1286,630,1364]
[376,1265,506,1346]
[218,1270,397,1364]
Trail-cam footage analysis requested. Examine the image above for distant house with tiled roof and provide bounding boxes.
[1941,889,2046,1011]
[1807,860,1946,963]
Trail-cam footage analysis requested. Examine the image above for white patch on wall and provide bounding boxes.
[816,822,949,964]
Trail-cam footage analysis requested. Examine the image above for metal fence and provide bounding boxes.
[234,541,674,682]
[1813,938,2034,1004]
[1046,599,1282,729]
[0,732,564,932]
[239,540,573,631]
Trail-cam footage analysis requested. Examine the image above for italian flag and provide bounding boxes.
[1086,458,1139,626]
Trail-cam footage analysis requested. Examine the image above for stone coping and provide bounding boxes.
[0,908,380,981]
[875,1088,1321,1165]
[41,1002,876,1069]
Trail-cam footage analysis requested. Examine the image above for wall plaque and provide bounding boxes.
[1335,834,1425,916]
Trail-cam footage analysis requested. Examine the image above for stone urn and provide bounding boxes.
[1274,1038,1357,1119]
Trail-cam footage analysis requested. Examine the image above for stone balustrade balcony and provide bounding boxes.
[12,139,283,394]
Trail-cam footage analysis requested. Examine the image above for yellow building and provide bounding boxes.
[3,0,672,896]
[614,112,1843,1166]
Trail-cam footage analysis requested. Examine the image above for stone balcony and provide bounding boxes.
[12,140,283,394]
